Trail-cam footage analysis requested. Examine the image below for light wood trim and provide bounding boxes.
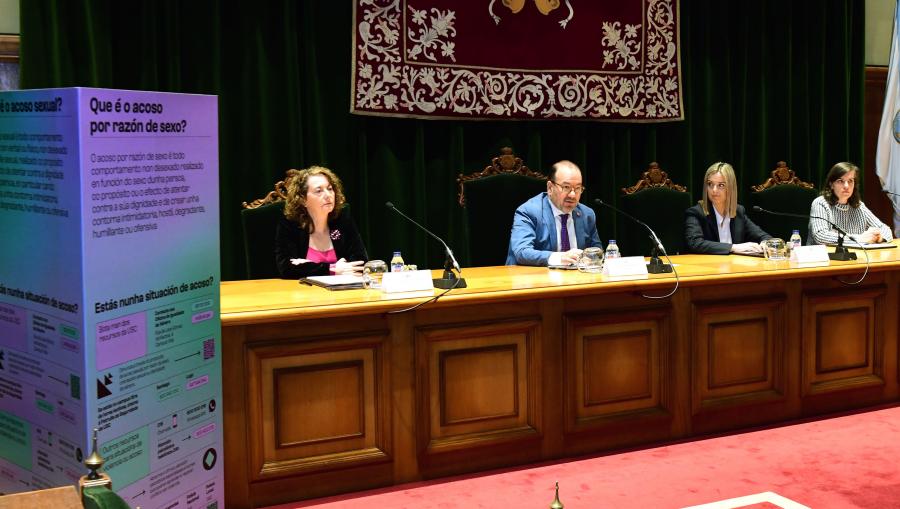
[0,35,19,63]
[0,486,81,508]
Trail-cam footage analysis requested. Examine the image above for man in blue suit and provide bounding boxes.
[506,160,603,266]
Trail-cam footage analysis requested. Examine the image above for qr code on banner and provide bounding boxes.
[203,338,215,360]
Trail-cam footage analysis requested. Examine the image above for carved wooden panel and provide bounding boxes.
[802,288,885,395]
[564,308,671,431]
[245,332,390,480]
[692,297,786,412]
[416,319,540,453]
[274,361,364,446]
[440,346,518,425]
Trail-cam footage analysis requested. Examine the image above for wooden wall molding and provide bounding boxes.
[864,66,892,226]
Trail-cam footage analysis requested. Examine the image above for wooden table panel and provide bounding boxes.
[692,296,786,412]
[802,286,886,396]
[222,242,900,507]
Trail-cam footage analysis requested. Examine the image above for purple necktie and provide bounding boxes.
[559,213,570,251]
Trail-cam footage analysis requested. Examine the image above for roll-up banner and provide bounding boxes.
[0,88,222,508]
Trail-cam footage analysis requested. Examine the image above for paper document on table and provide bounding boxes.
[300,275,365,290]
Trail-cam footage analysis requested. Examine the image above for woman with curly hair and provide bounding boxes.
[275,166,368,278]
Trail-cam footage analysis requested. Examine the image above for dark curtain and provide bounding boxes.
[20,0,865,279]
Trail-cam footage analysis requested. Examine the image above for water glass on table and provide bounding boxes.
[577,247,604,273]
[363,260,387,289]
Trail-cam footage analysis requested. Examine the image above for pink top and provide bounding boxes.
[306,247,338,274]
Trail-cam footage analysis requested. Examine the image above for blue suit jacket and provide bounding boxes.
[506,193,603,266]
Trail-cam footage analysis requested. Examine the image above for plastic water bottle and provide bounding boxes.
[789,230,802,251]
[605,240,620,259]
[390,251,405,272]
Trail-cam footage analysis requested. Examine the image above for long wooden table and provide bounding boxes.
[222,245,900,508]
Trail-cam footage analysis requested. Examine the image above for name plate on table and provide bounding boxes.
[791,245,830,264]
[381,270,435,293]
[603,256,650,278]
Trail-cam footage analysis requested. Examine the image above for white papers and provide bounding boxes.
[791,245,830,264]
[603,256,649,278]
[381,270,435,293]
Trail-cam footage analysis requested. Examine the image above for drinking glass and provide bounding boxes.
[577,247,604,273]
[762,238,787,261]
[363,260,388,289]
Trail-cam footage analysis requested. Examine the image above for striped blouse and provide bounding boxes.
[808,195,893,245]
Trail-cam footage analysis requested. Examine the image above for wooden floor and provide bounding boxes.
[221,245,900,508]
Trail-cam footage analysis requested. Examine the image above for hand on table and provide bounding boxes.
[333,258,364,275]
[854,228,882,244]
[731,242,764,255]
[560,248,583,266]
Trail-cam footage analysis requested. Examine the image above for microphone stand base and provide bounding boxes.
[829,251,857,261]
[647,256,673,274]
[435,260,466,289]
[433,277,467,289]
[647,263,674,274]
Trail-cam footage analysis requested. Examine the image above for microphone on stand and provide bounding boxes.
[385,201,467,289]
[594,198,673,273]
[751,206,857,261]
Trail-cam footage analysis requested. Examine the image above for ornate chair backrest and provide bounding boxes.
[240,171,299,279]
[457,147,548,266]
[748,161,818,242]
[619,162,691,256]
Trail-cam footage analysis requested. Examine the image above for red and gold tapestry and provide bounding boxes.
[351,0,683,122]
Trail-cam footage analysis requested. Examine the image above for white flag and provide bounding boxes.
[876,1,900,237]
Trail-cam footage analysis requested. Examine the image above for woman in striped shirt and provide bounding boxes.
[808,162,893,245]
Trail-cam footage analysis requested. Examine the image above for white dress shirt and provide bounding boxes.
[713,207,732,244]
[547,200,577,266]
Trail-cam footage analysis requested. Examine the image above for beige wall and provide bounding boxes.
[868,0,896,65]
[0,0,19,34]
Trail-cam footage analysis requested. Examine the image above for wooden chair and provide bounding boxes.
[457,147,548,267]
[620,162,691,256]
[748,161,818,242]
[240,171,297,279]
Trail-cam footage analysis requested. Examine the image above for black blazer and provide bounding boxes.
[684,203,772,254]
[275,212,368,278]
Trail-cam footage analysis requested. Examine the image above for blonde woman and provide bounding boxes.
[684,162,771,254]
[275,166,367,278]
